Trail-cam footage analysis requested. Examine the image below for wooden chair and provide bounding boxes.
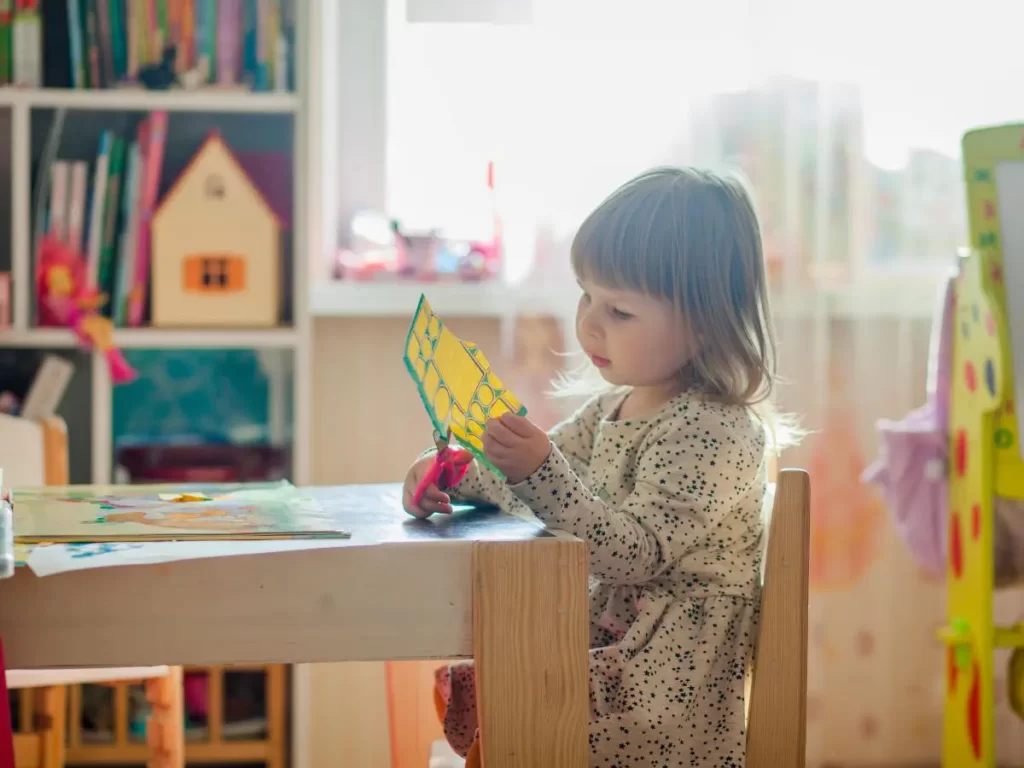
[0,413,184,768]
[747,468,811,768]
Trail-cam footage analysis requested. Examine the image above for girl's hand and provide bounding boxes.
[483,413,551,485]
[401,452,472,518]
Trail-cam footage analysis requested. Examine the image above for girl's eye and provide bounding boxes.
[611,307,633,320]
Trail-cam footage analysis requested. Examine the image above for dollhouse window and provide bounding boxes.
[205,174,226,199]
[184,255,246,293]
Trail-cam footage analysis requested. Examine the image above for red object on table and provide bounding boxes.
[0,638,15,768]
[411,431,470,508]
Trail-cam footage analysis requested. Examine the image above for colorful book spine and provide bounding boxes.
[154,0,167,55]
[143,0,158,63]
[86,130,112,288]
[168,0,183,71]
[84,0,100,88]
[108,0,125,81]
[274,18,287,91]
[202,0,214,74]
[66,0,85,87]
[66,161,88,252]
[127,111,167,328]
[180,0,193,72]
[48,161,69,241]
[264,0,279,89]
[216,0,240,84]
[95,0,112,84]
[0,1,13,85]
[97,136,125,303]
[113,140,140,326]
[191,0,204,77]
[12,0,41,87]
[124,0,137,78]
[242,0,257,87]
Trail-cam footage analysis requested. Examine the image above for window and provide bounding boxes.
[378,0,1024,301]
[184,255,246,293]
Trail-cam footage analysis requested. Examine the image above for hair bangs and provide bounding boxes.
[570,177,680,301]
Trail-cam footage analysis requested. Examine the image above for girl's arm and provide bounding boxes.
[449,396,604,512]
[509,407,764,584]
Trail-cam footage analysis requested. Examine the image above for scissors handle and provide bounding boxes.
[411,444,470,508]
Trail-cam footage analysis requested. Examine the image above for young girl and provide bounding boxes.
[403,166,786,767]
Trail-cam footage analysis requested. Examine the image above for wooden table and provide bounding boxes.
[0,484,591,767]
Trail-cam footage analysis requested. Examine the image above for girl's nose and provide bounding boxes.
[577,304,601,341]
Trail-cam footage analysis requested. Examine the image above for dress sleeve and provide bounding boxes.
[509,406,765,584]
[448,396,604,514]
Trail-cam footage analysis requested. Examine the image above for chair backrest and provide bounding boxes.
[0,414,69,487]
[746,468,810,768]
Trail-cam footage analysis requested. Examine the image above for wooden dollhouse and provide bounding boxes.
[150,132,283,329]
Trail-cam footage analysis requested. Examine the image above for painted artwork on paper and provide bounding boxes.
[12,481,349,543]
[403,294,527,472]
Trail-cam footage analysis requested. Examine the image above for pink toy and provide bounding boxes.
[862,273,954,575]
[36,236,137,385]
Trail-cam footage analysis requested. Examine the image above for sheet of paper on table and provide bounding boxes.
[12,480,350,543]
[24,537,354,577]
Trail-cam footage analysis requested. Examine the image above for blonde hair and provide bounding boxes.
[556,166,800,451]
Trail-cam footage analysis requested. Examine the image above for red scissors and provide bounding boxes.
[411,426,471,509]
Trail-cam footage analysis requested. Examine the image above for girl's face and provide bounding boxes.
[576,278,695,392]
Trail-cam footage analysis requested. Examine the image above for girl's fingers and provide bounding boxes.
[403,492,431,518]
[499,413,535,438]
[483,419,517,448]
[423,485,450,503]
[419,496,453,515]
[482,432,512,459]
[403,482,451,517]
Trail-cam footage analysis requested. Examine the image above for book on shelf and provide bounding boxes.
[14,0,295,91]
[42,110,167,327]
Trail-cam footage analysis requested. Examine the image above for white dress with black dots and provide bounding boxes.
[435,390,767,767]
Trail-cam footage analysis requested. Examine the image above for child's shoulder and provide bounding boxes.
[650,391,766,452]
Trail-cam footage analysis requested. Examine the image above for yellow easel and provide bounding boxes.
[940,124,1024,767]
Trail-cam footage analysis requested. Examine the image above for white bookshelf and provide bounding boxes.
[0,327,300,349]
[0,5,316,497]
[0,87,300,114]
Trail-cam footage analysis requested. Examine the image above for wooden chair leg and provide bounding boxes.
[32,686,65,768]
[144,667,184,768]
[266,665,287,768]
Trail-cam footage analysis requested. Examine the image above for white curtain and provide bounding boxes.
[382,1,1024,764]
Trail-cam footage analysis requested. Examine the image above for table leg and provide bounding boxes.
[34,685,65,768]
[145,666,184,768]
[472,537,589,767]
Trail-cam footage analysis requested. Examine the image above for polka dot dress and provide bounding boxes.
[440,390,768,766]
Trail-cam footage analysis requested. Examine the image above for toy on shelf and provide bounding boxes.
[403,294,525,478]
[36,235,137,384]
[150,131,283,328]
[865,123,1024,768]
[334,162,503,282]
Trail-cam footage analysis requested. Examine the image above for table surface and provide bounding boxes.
[0,483,563,669]
[299,484,551,544]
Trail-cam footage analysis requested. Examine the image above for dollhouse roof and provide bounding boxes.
[153,130,285,228]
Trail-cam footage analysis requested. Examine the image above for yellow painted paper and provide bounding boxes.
[403,294,526,475]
